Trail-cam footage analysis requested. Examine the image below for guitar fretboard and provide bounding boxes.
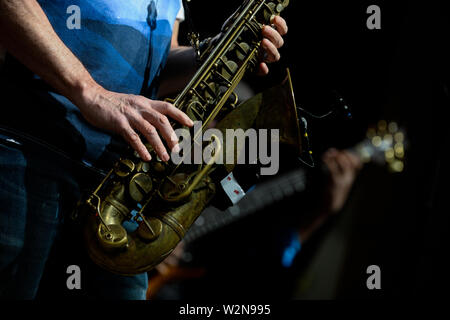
[184,119,406,243]
[184,167,307,243]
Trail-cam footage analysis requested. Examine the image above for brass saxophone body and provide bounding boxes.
[78,0,296,275]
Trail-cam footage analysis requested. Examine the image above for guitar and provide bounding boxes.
[146,120,406,299]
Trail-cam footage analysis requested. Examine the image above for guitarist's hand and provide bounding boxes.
[322,149,362,214]
[155,242,186,275]
[299,149,362,243]
[148,242,205,299]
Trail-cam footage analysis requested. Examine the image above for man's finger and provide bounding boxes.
[342,151,363,170]
[323,156,340,179]
[271,16,288,35]
[142,110,179,153]
[336,152,352,172]
[120,120,152,161]
[256,62,269,76]
[262,25,284,48]
[261,38,280,63]
[131,116,169,162]
[329,154,347,175]
[152,101,194,127]
[155,262,169,275]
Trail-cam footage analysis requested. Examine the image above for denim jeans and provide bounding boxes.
[0,135,148,300]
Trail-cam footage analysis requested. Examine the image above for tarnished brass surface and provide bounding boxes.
[77,1,294,275]
[82,177,215,275]
[216,69,302,173]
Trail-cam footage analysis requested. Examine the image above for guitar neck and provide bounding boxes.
[184,167,307,243]
[184,120,406,243]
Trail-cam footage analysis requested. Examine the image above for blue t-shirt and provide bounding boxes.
[1,0,181,167]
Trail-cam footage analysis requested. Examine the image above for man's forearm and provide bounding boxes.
[0,0,195,162]
[0,0,97,104]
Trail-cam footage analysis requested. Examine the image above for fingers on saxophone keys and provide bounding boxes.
[257,62,270,76]
[152,101,194,127]
[142,124,170,162]
[143,111,179,156]
[262,25,284,49]
[151,101,192,154]
[120,120,152,162]
[261,38,280,63]
[270,16,288,36]
[130,115,170,162]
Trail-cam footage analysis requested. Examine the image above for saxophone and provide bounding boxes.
[78,0,299,275]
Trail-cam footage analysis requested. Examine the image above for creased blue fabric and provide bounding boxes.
[34,0,180,163]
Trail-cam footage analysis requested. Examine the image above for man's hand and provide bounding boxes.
[298,149,362,243]
[258,15,288,75]
[0,0,193,162]
[77,84,193,162]
[322,148,363,214]
[155,241,185,275]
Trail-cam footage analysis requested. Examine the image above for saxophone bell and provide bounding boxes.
[78,0,293,275]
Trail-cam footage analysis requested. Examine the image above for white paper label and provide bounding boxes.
[220,172,246,205]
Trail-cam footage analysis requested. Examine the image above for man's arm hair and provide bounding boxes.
[0,0,194,162]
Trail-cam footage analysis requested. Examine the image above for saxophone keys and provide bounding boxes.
[153,162,166,173]
[137,217,162,242]
[114,159,136,177]
[97,224,128,251]
[136,161,151,173]
[280,0,290,8]
[236,42,250,61]
[222,60,238,78]
[276,3,285,13]
[263,3,276,21]
[129,173,153,203]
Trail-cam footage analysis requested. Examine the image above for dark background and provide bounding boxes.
[173,0,450,299]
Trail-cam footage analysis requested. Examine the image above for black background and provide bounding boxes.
[175,0,450,299]
[0,0,448,307]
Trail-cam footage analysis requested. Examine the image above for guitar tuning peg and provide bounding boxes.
[389,160,404,173]
[371,136,382,148]
[394,143,405,159]
[366,127,376,139]
[385,148,395,163]
[377,120,387,132]
[383,133,393,144]
[388,122,399,133]
[394,132,405,143]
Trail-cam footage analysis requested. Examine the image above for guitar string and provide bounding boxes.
[185,169,306,242]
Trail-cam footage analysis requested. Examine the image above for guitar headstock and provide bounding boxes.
[353,120,406,173]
